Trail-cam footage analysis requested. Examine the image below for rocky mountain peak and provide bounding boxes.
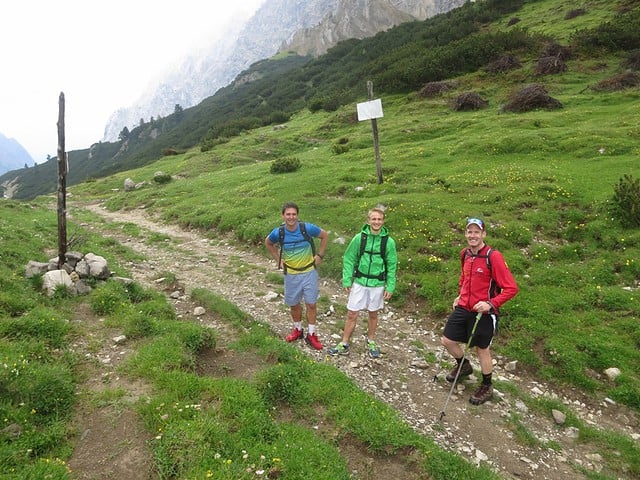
[102,0,465,143]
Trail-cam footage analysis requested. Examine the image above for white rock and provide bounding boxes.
[604,367,621,380]
[475,449,489,462]
[505,360,518,372]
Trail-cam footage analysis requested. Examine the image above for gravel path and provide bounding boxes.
[74,201,639,480]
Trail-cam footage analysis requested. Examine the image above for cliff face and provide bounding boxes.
[281,0,466,56]
[103,0,465,142]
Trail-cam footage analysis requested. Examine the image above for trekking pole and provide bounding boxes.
[432,344,447,382]
[438,312,482,421]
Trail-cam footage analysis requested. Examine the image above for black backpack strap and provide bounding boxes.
[354,232,388,281]
[299,222,316,256]
[278,225,285,270]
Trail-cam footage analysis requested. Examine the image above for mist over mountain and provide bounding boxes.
[0,133,34,176]
[103,0,465,142]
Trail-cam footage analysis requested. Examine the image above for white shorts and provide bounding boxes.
[346,283,385,312]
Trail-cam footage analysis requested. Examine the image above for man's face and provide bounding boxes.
[282,207,298,227]
[369,212,385,234]
[465,224,486,248]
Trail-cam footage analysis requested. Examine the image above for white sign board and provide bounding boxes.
[357,99,383,121]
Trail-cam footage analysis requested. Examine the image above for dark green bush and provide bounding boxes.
[270,157,301,174]
[332,143,351,154]
[572,9,640,53]
[153,172,173,184]
[161,148,180,156]
[612,174,640,227]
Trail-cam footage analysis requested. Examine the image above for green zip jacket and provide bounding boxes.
[342,224,398,293]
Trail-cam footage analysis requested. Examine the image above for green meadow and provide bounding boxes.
[1,0,639,478]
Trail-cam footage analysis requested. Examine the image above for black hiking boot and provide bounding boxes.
[469,384,493,405]
[445,358,473,383]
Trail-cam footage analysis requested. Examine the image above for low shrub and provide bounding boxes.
[485,54,521,73]
[451,92,488,111]
[621,49,640,70]
[591,71,640,91]
[270,157,301,174]
[611,174,640,227]
[534,56,567,75]
[153,172,173,184]
[418,81,456,97]
[502,84,563,112]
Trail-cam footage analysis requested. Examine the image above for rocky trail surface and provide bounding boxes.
[70,201,639,480]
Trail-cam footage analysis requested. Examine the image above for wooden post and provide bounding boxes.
[367,81,383,184]
[56,92,68,269]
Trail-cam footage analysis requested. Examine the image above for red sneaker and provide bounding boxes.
[305,333,323,350]
[285,328,304,342]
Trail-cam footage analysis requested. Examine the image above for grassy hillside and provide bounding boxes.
[1,0,639,477]
[66,0,640,411]
[5,0,637,200]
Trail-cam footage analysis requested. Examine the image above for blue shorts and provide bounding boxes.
[284,269,319,306]
[443,307,498,349]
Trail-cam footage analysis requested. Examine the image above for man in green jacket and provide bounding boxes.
[328,207,398,358]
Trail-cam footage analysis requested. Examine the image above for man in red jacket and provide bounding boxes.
[441,217,519,405]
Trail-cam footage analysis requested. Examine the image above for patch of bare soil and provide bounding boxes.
[67,304,155,479]
[67,201,639,480]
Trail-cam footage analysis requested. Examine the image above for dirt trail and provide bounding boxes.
[71,201,639,480]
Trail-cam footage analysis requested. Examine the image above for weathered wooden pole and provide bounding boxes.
[56,92,68,269]
[367,81,383,184]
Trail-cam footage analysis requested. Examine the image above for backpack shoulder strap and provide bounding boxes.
[358,232,368,259]
[278,224,285,244]
[298,222,316,255]
[461,247,493,269]
[380,235,388,260]
[277,224,285,269]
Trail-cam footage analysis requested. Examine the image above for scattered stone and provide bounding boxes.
[475,449,489,462]
[264,291,279,301]
[505,360,518,372]
[552,409,567,424]
[193,306,206,316]
[515,400,529,413]
[531,386,544,396]
[25,260,49,278]
[124,178,136,191]
[566,427,580,439]
[0,423,23,440]
[42,269,73,296]
[604,367,621,381]
[410,359,429,369]
[113,335,127,344]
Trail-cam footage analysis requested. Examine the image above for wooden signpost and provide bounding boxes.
[356,81,384,184]
[56,92,68,269]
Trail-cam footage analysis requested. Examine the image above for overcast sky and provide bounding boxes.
[0,0,265,163]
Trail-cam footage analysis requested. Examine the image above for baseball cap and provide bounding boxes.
[466,217,485,230]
